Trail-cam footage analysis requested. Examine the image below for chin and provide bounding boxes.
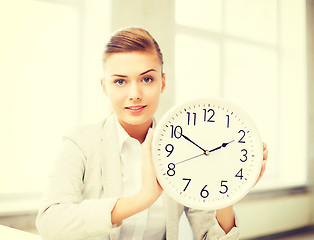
[123,115,153,127]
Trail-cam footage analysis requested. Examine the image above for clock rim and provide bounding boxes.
[152,98,263,210]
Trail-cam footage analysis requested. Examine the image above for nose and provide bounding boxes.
[128,82,142,101]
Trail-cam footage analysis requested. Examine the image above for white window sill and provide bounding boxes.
[0,194,41,217]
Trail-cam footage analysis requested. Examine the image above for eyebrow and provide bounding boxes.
[140,69,157,75]
[111,69,157,78]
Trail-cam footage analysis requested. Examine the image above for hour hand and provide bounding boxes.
[208,140,235,153]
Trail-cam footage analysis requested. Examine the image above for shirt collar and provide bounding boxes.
[114,115,156,153]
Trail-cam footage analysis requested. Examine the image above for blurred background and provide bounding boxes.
[0,0,313,239]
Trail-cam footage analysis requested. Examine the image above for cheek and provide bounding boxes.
[149,82,163,96]
[107,89,123,105]
[146,87,162,104]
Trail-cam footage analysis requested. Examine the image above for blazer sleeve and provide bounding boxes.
[36,128,121,240]
[185,207,239,240]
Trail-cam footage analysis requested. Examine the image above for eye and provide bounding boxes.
[114,79,125,86]
[143,77,153,83]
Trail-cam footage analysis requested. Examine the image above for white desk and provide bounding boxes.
[0,225,41,239]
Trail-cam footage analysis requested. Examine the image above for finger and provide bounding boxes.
[263,149,268,160]
[255,160,266,186]
[142,128,154,156]
[263,142,267,151]
[261,160,266,175]
[156,178,164,190]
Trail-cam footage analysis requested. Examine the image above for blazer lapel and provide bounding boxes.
[99,114,122,197]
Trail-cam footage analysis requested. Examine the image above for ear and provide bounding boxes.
[161,73,166,93]
[100,77,108,96]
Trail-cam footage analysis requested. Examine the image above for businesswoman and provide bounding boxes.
[36,27,268,240]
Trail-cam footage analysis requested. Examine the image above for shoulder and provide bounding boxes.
[63,114,115,154]
[66,114,114,139]
[65,121,103,143]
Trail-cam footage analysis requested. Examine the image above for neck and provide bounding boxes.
[118,118,153,144]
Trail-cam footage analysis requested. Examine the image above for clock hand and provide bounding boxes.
[180,133,207,153]
[208,140,235,153]
[176,153,205,165]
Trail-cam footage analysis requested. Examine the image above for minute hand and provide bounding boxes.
[208,140,235,153]
[181,133,207,153]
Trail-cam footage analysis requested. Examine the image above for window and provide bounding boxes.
[0,0,111,196]
[175,0,307,190]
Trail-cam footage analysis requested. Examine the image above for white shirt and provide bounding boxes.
[115,117,166,240]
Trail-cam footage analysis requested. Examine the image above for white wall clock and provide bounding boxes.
[152,98,263,210]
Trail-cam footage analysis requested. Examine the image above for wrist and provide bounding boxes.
[111,191,157,225]
[138,188,160,208]
[216,205,236,233]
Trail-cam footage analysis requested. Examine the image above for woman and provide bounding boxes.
[36,27,268,240]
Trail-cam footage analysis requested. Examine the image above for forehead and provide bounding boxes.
[104,51,162,76]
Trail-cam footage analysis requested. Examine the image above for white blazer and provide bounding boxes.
[36,114,239,240]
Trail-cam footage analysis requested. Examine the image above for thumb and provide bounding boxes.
[142,128,154,157]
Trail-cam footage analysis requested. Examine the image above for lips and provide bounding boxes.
[125,105,147,114]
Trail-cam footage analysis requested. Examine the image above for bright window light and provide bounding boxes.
[0,0,111,195]
[175,0,307,190]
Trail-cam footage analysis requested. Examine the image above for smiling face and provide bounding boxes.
[102,51,166,132]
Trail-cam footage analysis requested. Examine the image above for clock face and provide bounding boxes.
[152,98,263,210]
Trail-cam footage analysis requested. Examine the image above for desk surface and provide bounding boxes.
[0,225,41,239]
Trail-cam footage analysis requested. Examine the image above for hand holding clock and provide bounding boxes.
[141,128,163,204]
[147,126,268,235]
[150,98,270,236]
[111,128,163,225]
[152,98,269,212]
[216,142,268,234]
[255,142,268,186]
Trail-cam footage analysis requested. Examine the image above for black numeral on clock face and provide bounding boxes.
[170,125,182,139]
[238,130,246,143]
[203,109,215,122]
[235,168,243,180]
[167,163,176,176]
[165,144,174,157]
[219,180,228,194]
[182,178,191,191]
[187,112,197,125]
[240,149,248,162]
[200,185,210,198]
[226,114,230,128]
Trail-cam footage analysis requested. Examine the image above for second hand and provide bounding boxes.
[175,153,205,165]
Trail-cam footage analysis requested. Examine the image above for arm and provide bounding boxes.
[215,142,268,234]
[111,128,163,224]
[185,143,269,239]
[36,130,119,240]
[185,207,239,240]
[37,127,162,239]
